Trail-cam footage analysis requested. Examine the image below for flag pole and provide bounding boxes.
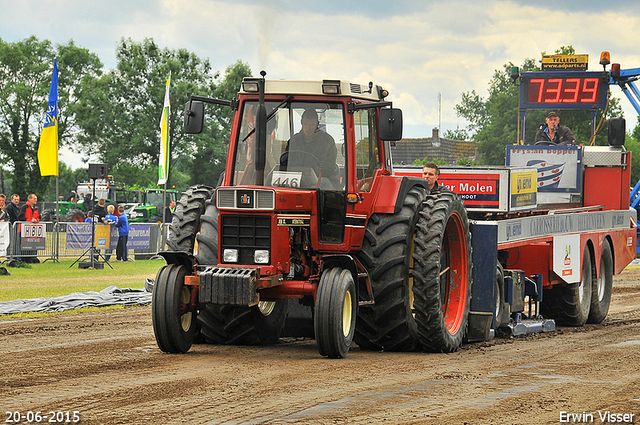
[53,175,60,262]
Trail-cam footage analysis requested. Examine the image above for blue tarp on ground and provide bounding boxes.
[0,285,152,315]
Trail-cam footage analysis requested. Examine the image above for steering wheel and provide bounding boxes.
[534,141,557,146]
[280,150,321,170]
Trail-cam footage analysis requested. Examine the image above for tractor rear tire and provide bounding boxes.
[152,264,196,353]
[195,195,219,266]
[197,300,289,345]
[354,186,427,352]
[64,208,85,223]
[41,209,55,222]
[588,242,613,324]
[541,247,592,326]
[314,267,357,358]
[166,185,214,253]
[412,192,472,352]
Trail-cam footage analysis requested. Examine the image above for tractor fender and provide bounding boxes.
[393,177,429,214]
[158,251,195,270]
[320,254,359,291]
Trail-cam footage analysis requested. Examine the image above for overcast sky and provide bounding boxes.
[2,0,640,169]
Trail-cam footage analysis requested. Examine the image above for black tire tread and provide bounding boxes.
[541,248,592,326]
[354,186,427,352]
[412,192,472,353]
[166,185,214,252]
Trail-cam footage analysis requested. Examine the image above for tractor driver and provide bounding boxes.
[282,109,340,188]
[534,111,576,146]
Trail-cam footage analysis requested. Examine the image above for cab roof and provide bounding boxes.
[239,78,386,102]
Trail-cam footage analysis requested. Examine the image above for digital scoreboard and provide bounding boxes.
[519,71,609,110]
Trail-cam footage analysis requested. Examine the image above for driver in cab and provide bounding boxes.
[534,111,576,145]
[282,109,340,188]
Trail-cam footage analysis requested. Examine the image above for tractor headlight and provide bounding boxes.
[254,250,270,264]
[223,249,239,263]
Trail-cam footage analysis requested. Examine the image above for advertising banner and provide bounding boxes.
[128,224,151,249]
[21,223,46,250]
[506,145,581,193]
[66,223,92,250]
[0,222,9,256]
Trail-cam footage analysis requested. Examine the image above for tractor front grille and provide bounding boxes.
[220,215,271,265]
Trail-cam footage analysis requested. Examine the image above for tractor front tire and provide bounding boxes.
[152,264,196,353]
[315,267,357,358]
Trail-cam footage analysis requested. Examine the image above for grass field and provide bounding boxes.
[0,258,164,302]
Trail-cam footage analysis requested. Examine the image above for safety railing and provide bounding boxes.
[0,221,168,263]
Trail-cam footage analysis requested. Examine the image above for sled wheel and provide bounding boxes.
[315,267,357,358]
[588,242,613,324]
[413,192,472,352]
[541,247,592,326]
[152,264,196,353]
[494,263,506,328]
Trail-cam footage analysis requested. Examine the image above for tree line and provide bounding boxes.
[0,36,251,201]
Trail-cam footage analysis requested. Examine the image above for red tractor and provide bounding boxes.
[153,74,472,358]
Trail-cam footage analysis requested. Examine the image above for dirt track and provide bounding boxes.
[1,268,640,425]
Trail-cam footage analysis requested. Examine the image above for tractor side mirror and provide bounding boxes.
[608,117,626,147]
[379,108,403,141]
[184,100,205,134]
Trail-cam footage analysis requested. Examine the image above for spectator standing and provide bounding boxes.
[93,198,107,223]
[5,194,20,224]
[18,194,40,223]
[115,205,129,262]
[0,194,7,222]
[102,205,118,261]
[17,194,40,263]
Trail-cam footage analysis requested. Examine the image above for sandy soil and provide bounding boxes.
[1,268,639,425]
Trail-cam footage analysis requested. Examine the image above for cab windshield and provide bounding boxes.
[232,101,346,190]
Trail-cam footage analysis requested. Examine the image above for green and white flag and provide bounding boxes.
[158,72,171,185]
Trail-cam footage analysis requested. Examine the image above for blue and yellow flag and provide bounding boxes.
[158,72,171,185]
[38,58,59,176]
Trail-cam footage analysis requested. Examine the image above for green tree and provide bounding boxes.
[0,37,103,198]
[186,60,252,186]
[43,162,78,201]
[73,38,251,190]
[455,47,623,165]
[442,126,469,141]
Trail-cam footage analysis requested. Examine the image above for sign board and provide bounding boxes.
[519,71,608,110]
[541,54,589,71]
[553,234,581,284]
[506,145,582,193]
[66,223,92,250]
[510,170,538,208]
[0,222,9,256]
[66,222,150,250]
[393,166,537,213]
[128,224,151,249]
[95,224,112,249]
[21,223,46,250]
